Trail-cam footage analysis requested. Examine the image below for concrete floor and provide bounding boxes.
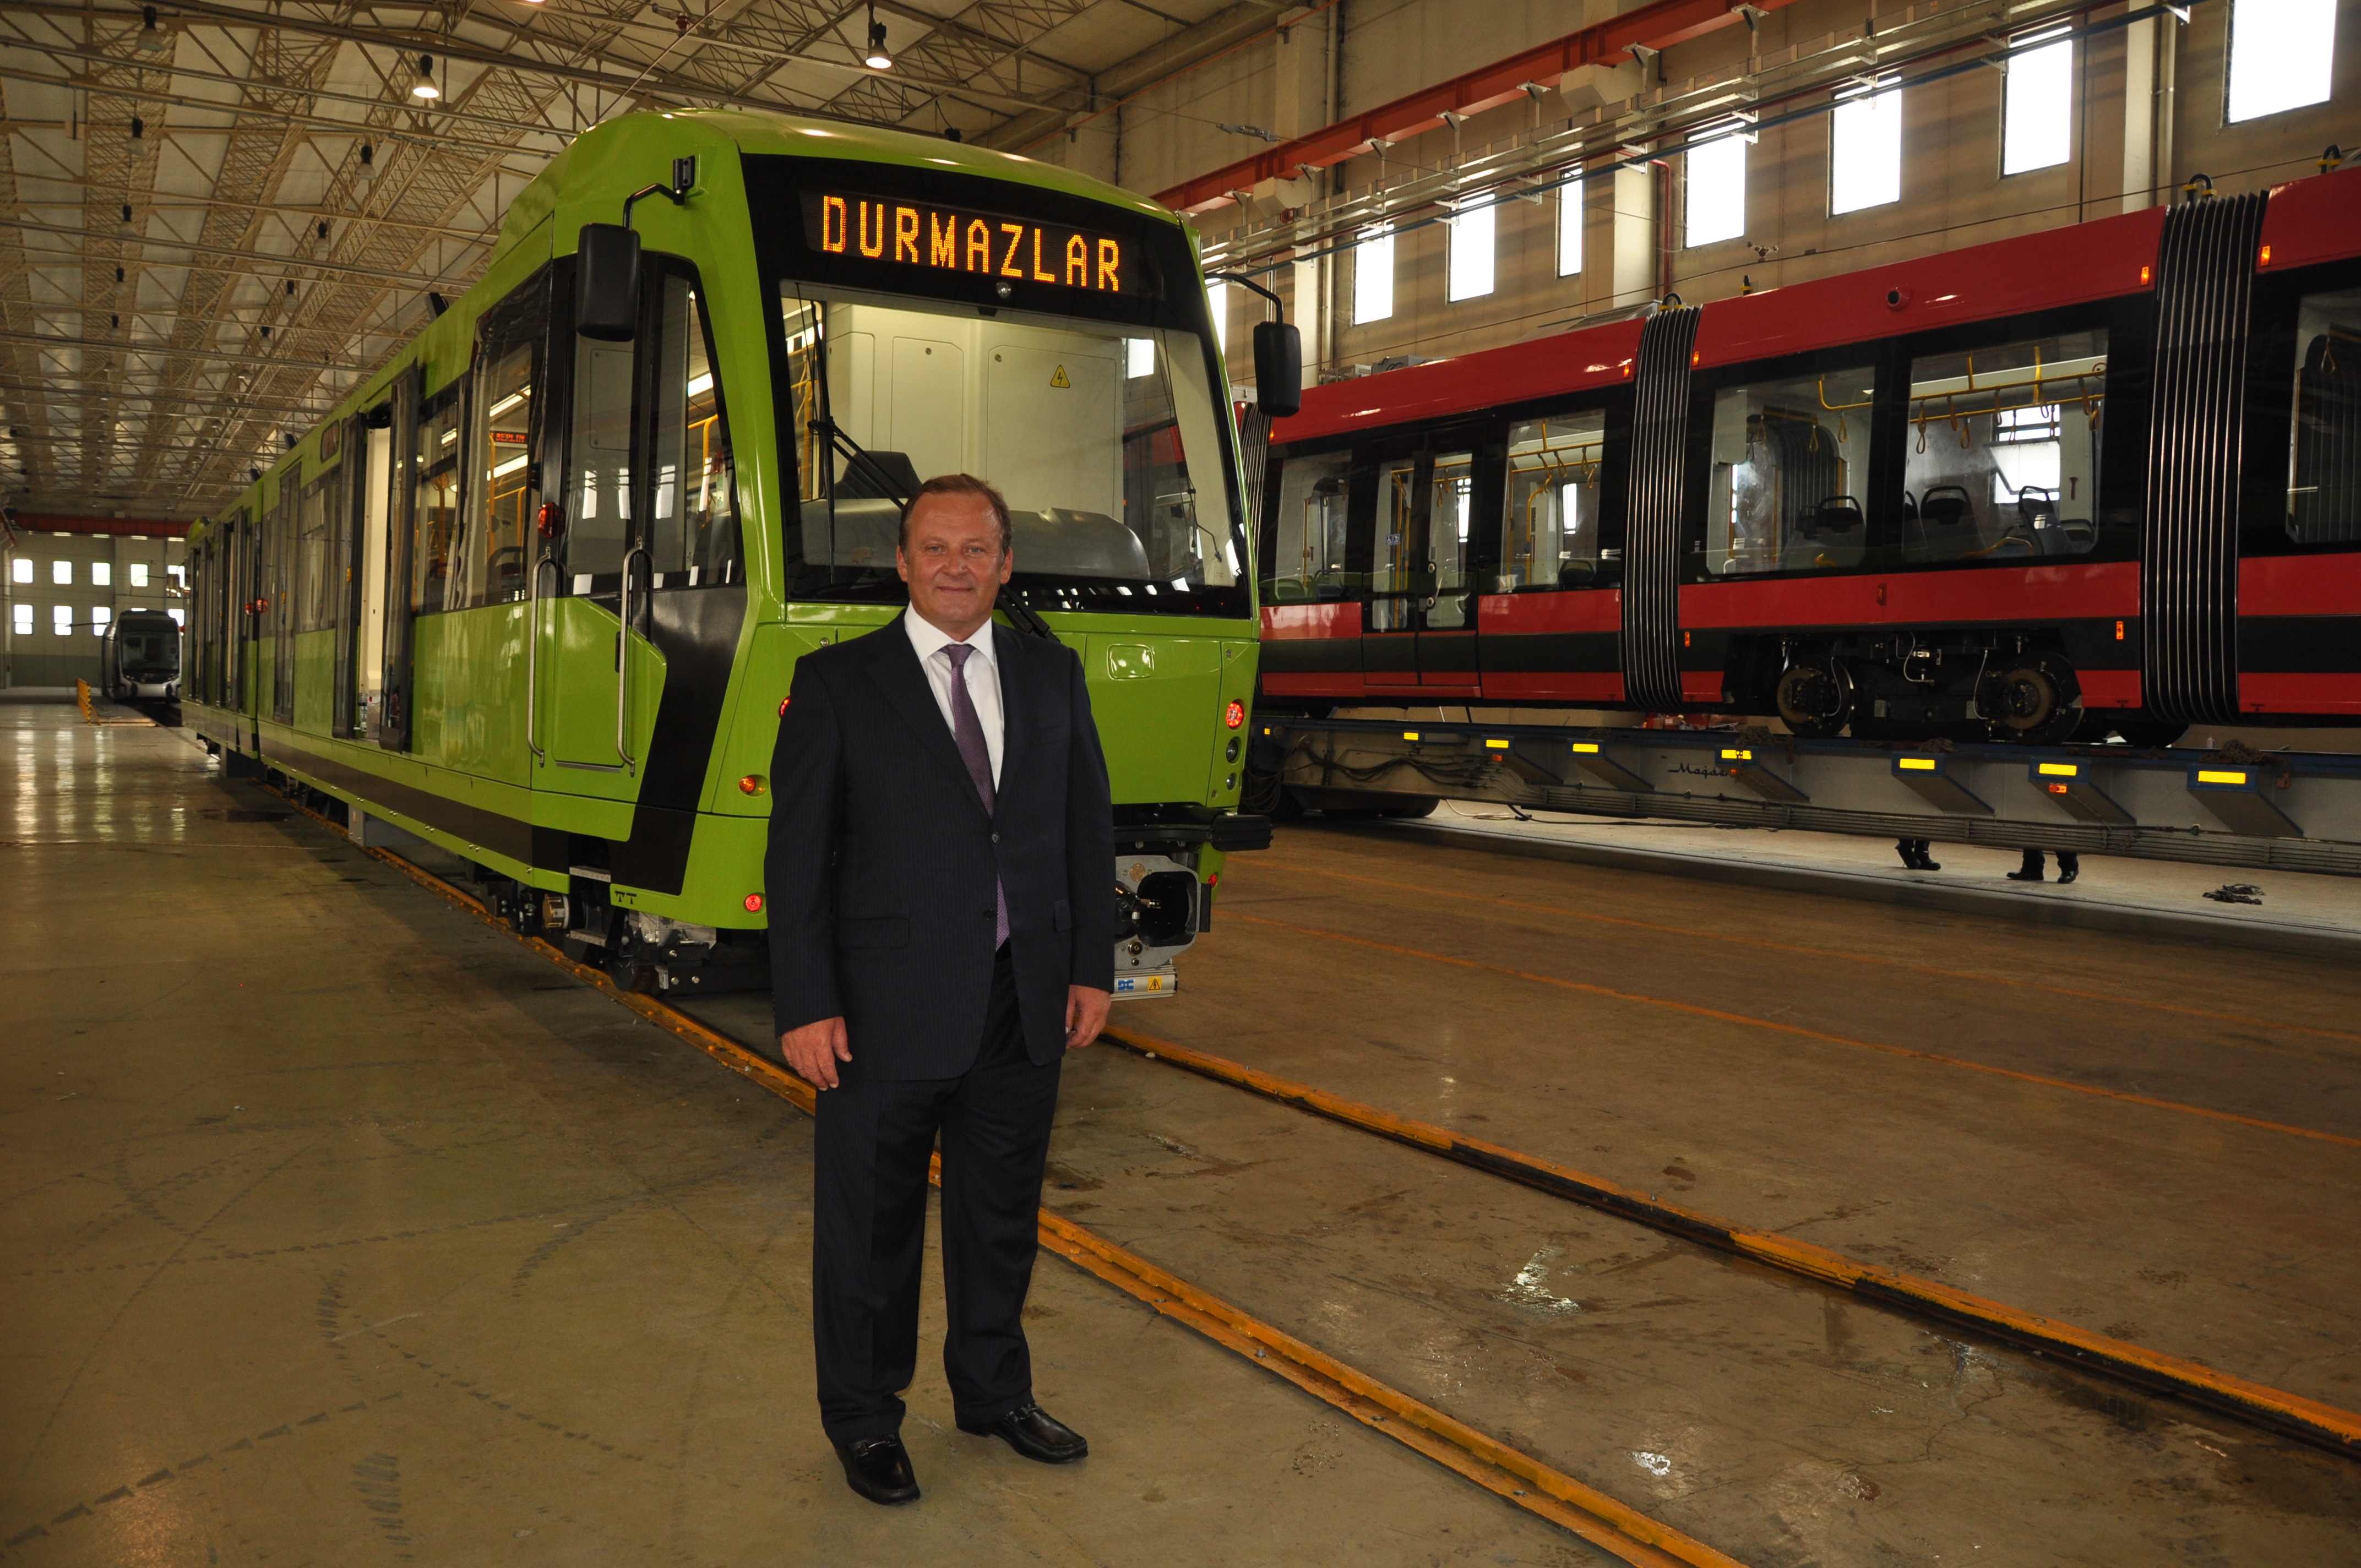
[9,703,2361,1565]
[1,707,1586,1566]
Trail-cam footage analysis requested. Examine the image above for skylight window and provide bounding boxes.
[1448,198,1495,302]
[2002,25,2074,175]
[2227,0,2337,122]
[1685,132,1747,247]
[1830,75,1902,215]
[1557,168,1584,276]
[1353,227,1394,324]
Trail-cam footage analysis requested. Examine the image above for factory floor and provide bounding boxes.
[8,702,2359,1565]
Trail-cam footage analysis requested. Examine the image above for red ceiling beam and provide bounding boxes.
[1155,0,1801,214]
[9,513,191,538]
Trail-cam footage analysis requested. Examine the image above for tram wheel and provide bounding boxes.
[1989,656,2084,745]
[1774,658,1853,739]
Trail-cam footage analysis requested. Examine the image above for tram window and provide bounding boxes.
[1702,365,1874,575]
[1502,410,1609,590]
[296,478,330,631]
[1374,451,1473,628]
[646,276,739,586]
[567,337,634,585]
[1902,328,2104,563]
[2286,285,2361,545]
[1268,451,1353,602]
[411,398,463,612]
[466,337,537,606]
[779,281,1242,605]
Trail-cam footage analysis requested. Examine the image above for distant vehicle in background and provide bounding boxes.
[104,608,181,701]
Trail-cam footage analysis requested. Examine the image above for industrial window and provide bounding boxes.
[1209,280,1229,355]
[1557,170,1584,277]
[1267,450,1353,603]
[168,607,184,627]
[1127,337,1155,379]
[168,564,184,588]
[1503,409,1610,589]
[1830,75,1902,215]
[52,604,71,635]
[1685,132,1747,247]
[1702,363,1876,575]
[1902,326,2106,563]
[51,559,70,585]
[1353,226,1394,324]
[2226,0,2337,123]
[1448,198,1495,302]
[12,603,29,634]
[9,557,26,582]
[91,560,111,586]
[2001,25,2073,175]
[2286,284,2361,544]
[129,562,149,587]
[91,605,110,637]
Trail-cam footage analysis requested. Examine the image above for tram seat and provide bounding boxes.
[799,497,903,569]
[1313,576,1350,601]
[1805,496,1865,538]
[1557,559,1598,588]
[1907,484,1981,562]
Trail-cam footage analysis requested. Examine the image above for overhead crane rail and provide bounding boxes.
[1252,720,2361,875]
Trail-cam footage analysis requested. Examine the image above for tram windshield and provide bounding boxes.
[775,281,1245,616]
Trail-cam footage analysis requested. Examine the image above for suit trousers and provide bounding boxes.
[811,948,1062,1442]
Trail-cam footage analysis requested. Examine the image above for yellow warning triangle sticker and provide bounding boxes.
[1049,364,1071,389]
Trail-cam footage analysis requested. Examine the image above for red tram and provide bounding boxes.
[1255,165,2361,745]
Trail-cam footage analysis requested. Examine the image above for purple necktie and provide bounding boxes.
[943,643,1009,949]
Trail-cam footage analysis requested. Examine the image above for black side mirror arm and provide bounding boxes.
[1206,270,1302,419]
[622,156,698,230]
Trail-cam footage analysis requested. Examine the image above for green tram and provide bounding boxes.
[183,110,1267,997]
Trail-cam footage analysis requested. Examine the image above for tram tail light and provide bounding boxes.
[779,695,791,716]
[2047,783,2070,795]
[744,893,764,913]
[1223,699,1245,729]
[738,774,766,795]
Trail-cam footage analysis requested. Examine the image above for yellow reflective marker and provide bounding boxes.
[2038,762,2079,777]
[1721,748,1753,761]
[1485,738,1511,750]
[1898,757,1936,771]
[1569,742,1600,753]
[1402,731,1421,741]
[2196,769,2248,786]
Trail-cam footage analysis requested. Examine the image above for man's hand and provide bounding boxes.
[1064,985,1112,1052]
[780,1016,852,1090]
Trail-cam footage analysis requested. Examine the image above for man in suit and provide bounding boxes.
[766,472,1116,1507]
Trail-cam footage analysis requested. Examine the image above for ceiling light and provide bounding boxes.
[863,5,891,69]
[411,54,440,100]
[137,4,166,50]
[357,144,375,182]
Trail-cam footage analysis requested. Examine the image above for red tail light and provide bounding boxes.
[744,893,764,913]
[1223,699,1245,729]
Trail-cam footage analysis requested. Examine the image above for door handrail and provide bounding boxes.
[525,554,558,765]
[617,545,650,772]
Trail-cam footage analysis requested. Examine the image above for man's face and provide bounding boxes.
[897,491,1013,637]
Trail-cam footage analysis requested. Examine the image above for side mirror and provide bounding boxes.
[1252,320,1303,418]
[575,222,640,341]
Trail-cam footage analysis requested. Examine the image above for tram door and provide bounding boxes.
[1362,448,1481,692]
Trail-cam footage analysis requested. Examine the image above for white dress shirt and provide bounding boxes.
[904,611,1004,788]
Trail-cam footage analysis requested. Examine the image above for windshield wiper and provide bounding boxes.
[809,416,910,509]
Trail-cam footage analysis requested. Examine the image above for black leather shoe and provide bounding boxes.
[834,1435,920,1505]
[2057,861,2080,885]
[1917,854,1941,871]
[959,1403,1089,1463]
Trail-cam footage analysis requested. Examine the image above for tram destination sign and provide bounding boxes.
[802,190,1146,296]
